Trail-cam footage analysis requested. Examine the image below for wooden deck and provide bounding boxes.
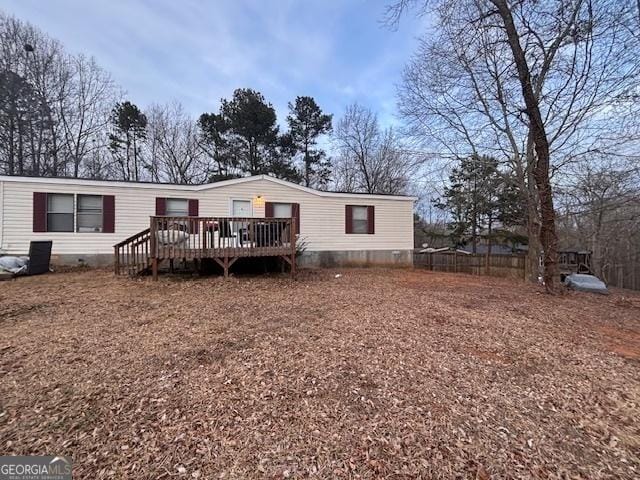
[114,216,296,279]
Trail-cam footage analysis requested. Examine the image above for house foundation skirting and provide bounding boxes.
[299,249,413,268]
[46,249,413,269]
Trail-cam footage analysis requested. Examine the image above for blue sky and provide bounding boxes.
[1,0,425,128]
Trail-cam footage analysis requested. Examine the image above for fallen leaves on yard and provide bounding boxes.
[0,268,639,479]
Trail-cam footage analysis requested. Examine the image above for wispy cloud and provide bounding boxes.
[1,0,423,127]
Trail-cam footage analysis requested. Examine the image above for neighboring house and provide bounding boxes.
[0,174,415,268]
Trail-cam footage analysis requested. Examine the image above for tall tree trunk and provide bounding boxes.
[525,135,541,282]
[486,213,493,275]
[8,116,15,175]
[304,139,310,187]
[17,119,24,175]
[133,135,138,181]
[491,0,559,292]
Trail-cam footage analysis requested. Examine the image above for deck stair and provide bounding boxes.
[113,228,153,276]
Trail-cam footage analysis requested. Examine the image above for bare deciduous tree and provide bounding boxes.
[332,103,415,194]
[392,0,640,292]
[59,55,118,178]
[146,103,205,184]
[0,13,119,178]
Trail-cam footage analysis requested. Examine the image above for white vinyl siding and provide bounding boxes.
[0,176,414,256]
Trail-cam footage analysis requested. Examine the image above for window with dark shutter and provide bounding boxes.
[265,202,299,233]
[346,205,374,234]
[47,194,74,232]
[77,195,103,232]
[352,206,368,234]
[166,198,188,216]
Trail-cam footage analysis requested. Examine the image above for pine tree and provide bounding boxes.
[435,155,505,251]
[200,88,300,182]
[108,101,147,181]
[219,88,279,176]
[286,96,332,188]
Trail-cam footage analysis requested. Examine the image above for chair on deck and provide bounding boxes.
[255,222,287,247]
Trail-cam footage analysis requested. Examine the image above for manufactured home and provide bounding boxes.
[0,175,415,276]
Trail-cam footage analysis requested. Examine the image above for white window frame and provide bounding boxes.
[351,205,369,234]
[272,202,293,218]
[76,194,104,233]
[165,198,189,217]
[46,193,75,233]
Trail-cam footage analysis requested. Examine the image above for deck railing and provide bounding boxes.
[114,216,297,278]
[149,216,296,260]
[113,228,152,276]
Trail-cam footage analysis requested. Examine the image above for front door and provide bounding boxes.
[231,199,252,244]
[232,199,252,217]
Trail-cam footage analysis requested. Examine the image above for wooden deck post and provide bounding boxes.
[150,217,158,281]
[290,217,297,279]
[114,246,119,275]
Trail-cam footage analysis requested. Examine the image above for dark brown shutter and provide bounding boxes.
[367,205,375,234]
[188,198,199,233]
[103,195,115,233]
[264,202,274,217]
[188,199,199,216]
[345,205,353,234]
[292,203,300,234]
[155,197,166,215]
[33,192,47,232]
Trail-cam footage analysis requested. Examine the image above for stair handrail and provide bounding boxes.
[113,228,152,275]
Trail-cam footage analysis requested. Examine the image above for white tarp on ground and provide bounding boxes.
[0,256,29,274]
[564,273,609,295]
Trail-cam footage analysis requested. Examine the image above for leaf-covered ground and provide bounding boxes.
[0,268,638,479]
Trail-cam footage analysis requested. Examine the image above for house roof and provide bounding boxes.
[0,174,417,201]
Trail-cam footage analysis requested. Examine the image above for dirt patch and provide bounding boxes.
[0,303,49,322]
[0,268,638,479]
[598,325,640,360]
